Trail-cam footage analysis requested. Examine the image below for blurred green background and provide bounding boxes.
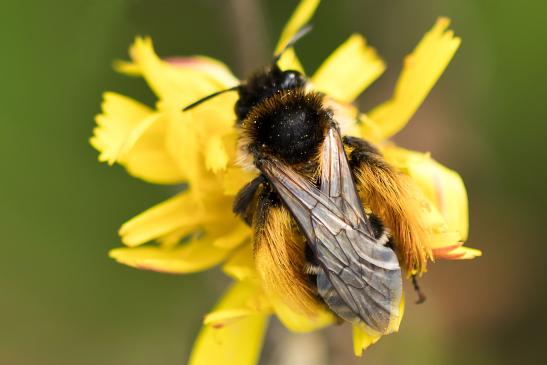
[2,0,546,364]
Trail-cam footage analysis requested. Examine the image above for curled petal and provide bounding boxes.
[274,0,320,72]
[382,146,481,259]
[363,17,461,140]
[312,34,385,102]
[189,281,269,365]
[383,146,468,240]
[432,242,482,260]
[109,239,230,274]
[91,92,184,184]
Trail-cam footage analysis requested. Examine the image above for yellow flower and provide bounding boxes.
[91,0,481,362]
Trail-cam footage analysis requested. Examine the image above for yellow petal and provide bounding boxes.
[222,168,258,196]
[91,92,152,165]
[91,92,184,184]
[382,146,481,259]
[274,0,320,72]
[431,242,482,260]
[312,34,385,102]
[165,93,237,187]
[109,239,230,274]
[167,55,239,88]
[203,309,259,327]
[223,247,334,333]
[113,59,141,76]
[203,282,271,328]
[119,192,225,247]
[277,48,304,73]
[214,223,251,249]
[364,17,461,140]
[165,112,203,186]
[455,246,482,259]
[205,136,229,173]
[352,325,381,357]
[115,55,238,88]
[222,243,257,281]
[123,37,238,108]
[189,282,269,365]
[271,296,334,333]
[417,193,467,258]
[114,42,239,181]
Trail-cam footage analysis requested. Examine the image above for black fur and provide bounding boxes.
[233,175,266,225]
[343,135,387,171]
[251,91,329,164]
[253,185,280,233]
[235,65,305,121]
[369,214,386,239]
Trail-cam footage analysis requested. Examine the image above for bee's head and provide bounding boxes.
[234,65,306,121]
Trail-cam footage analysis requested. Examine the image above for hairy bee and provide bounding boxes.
[184,27,429,335]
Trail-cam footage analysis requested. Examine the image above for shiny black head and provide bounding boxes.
[235,65,306,121]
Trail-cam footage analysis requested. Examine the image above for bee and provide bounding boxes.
[184,26,429,335]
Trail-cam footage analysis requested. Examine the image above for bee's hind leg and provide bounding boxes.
[411,274,427,304]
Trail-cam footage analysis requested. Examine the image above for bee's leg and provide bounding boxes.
[233,174,266,225]
[342,135,430,275]
[253,187,318,313]
[411,275,427,304]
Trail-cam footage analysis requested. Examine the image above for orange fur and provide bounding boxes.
[253,205,319,314]
[352,153,431,275]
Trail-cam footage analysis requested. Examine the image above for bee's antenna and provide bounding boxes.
[182,85,240,112]
[411,275,427,304]
[272,24,313,65]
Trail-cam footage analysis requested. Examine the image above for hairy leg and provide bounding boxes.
[343,135,431,275]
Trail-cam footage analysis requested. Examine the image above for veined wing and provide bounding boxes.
[319,127,372,233]
[258,129,402,334]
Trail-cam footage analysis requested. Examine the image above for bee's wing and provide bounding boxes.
[319,128,372,233]
[259,129,402,334]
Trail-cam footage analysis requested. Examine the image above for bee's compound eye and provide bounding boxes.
[281,70,305,89]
